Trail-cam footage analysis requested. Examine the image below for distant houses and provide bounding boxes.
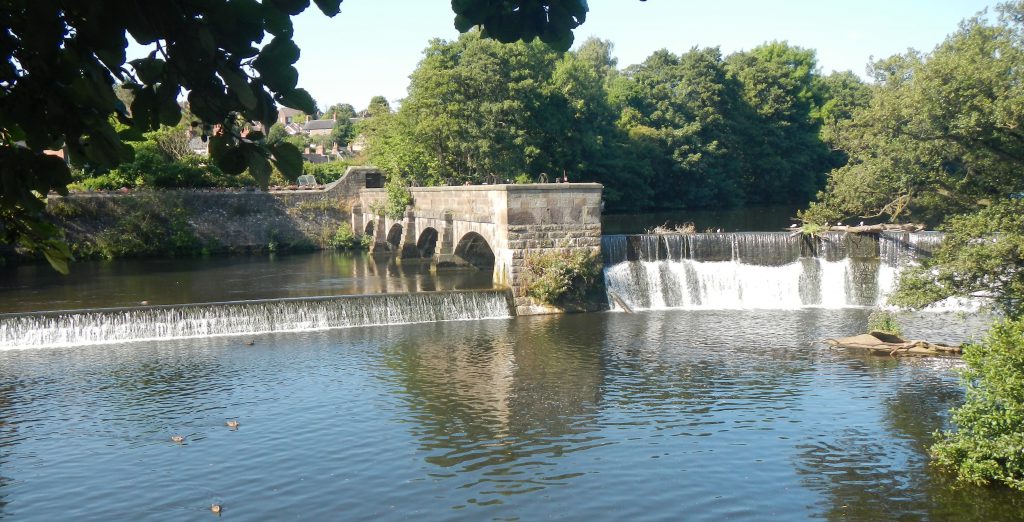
[184,107,369,163]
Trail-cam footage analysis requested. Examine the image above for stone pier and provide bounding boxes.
[355,183,603,315]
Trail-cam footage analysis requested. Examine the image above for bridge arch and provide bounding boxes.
[454,232,495,270]
[364,220,375,237]
[386,224,403,250]
[417,227,439,258]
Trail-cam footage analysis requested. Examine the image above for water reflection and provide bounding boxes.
[0,252,494,313]
[381,315,606,506]
[0,310,1020,520]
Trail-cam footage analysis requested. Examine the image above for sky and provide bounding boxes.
[283,0,996,111]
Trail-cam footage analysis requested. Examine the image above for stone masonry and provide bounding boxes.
[355,183,604,316]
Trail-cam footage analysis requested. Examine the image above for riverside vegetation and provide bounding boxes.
[2,0,1023,494]
[802,3,1024,491]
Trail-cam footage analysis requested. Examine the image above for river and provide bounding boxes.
[0,232,1021,520]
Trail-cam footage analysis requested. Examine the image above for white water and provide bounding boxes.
[0,290,513,350]
[604,231,976,312]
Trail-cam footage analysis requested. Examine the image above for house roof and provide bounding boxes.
[304,119,336,131]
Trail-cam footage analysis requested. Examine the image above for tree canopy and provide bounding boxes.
[364,33,849,210]
[0,0,611,272]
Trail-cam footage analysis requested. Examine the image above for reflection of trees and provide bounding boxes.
[0,382,14,514]
[381,316,605,501]
[598,310,820,424]
[794,355,1024,520]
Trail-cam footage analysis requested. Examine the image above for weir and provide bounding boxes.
[603,231,946,311]
[0,290,514,349]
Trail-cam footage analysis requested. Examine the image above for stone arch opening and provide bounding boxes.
[417,227,439,258]
[364,220,375,237]
[386,224,403,250]
[454,232,495,270]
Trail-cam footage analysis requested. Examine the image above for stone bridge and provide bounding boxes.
[351,180,603,315]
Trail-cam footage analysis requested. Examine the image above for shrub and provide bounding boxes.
[329,223,360,250]
[523,249,602,305]
[384,175,412,219]
[866,309,902,337]
[931,317,1024,491]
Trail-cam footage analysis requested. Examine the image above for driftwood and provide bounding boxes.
[824,331,963,357]
[827,223,925,234]
[788,223,926,237]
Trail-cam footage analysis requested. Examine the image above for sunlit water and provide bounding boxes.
[0,251,493,313]
[1,309,1021,521]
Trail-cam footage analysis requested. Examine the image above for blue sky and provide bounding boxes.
[289,1,994,111]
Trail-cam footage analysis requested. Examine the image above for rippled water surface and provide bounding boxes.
[0,252,493,313]
[1,309,1021,520]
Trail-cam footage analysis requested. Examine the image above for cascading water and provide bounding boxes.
[603,231,950,311]
[0,290,514,349]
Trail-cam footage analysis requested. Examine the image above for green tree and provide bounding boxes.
[799,3,1024,490]
[365,96,392,118]
[725,41,831,204]
[802,5,1024,226]
[930,316,1024,491]
[329,117,355,148]
[365,31,566,185]
[323,102,356,120]
[1,0,602,272]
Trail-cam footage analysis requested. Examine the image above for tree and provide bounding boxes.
[1,0,607,272]
[797,3,1024,490]
[930,316,1024,491]
[323,103,356,121]
[365,31,566,185]
[725,41,832,204]
[365,96,392,118]
[802,4,1024,226]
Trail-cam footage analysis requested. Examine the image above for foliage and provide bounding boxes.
[802,4,1024,227]
[302,162,353,184]
[866,309,902,337]
[930,317,1024,491]
[451,0,591,51]
[2,0,587,272]
[365,34,847,212]
[891,198,1024,318]
[383,175,413,220]
[523,249,602,305]
[329,222,360,250]
[323,103,356,121]
[64,191,202,259]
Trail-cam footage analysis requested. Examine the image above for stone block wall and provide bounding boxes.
[504,185,604,315]
[43,167,382,256]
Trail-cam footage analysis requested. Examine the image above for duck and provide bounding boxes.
[171,435,185,443]
[225,420,240,429]
[211,503,222,514]
[245,339,255,346]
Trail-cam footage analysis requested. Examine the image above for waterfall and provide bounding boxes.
[604,232,953,311]
[0,290,514,350]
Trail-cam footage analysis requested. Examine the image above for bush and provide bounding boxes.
[384,175,412,219]
[329,223,360,250]
[866,309,902,337]
[523,249,602,305]
[931,317,1024,490]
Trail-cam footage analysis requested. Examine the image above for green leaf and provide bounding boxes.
[209,135,248,175]
[156,82,182,126]
[313,0,342,17]
[42,240,73,275]
[276,87,316,114]
[129,57,166,85]
[268,0,310,16]
[270,141,303,180]
[222,68,258,110]
[244,145,273,187]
